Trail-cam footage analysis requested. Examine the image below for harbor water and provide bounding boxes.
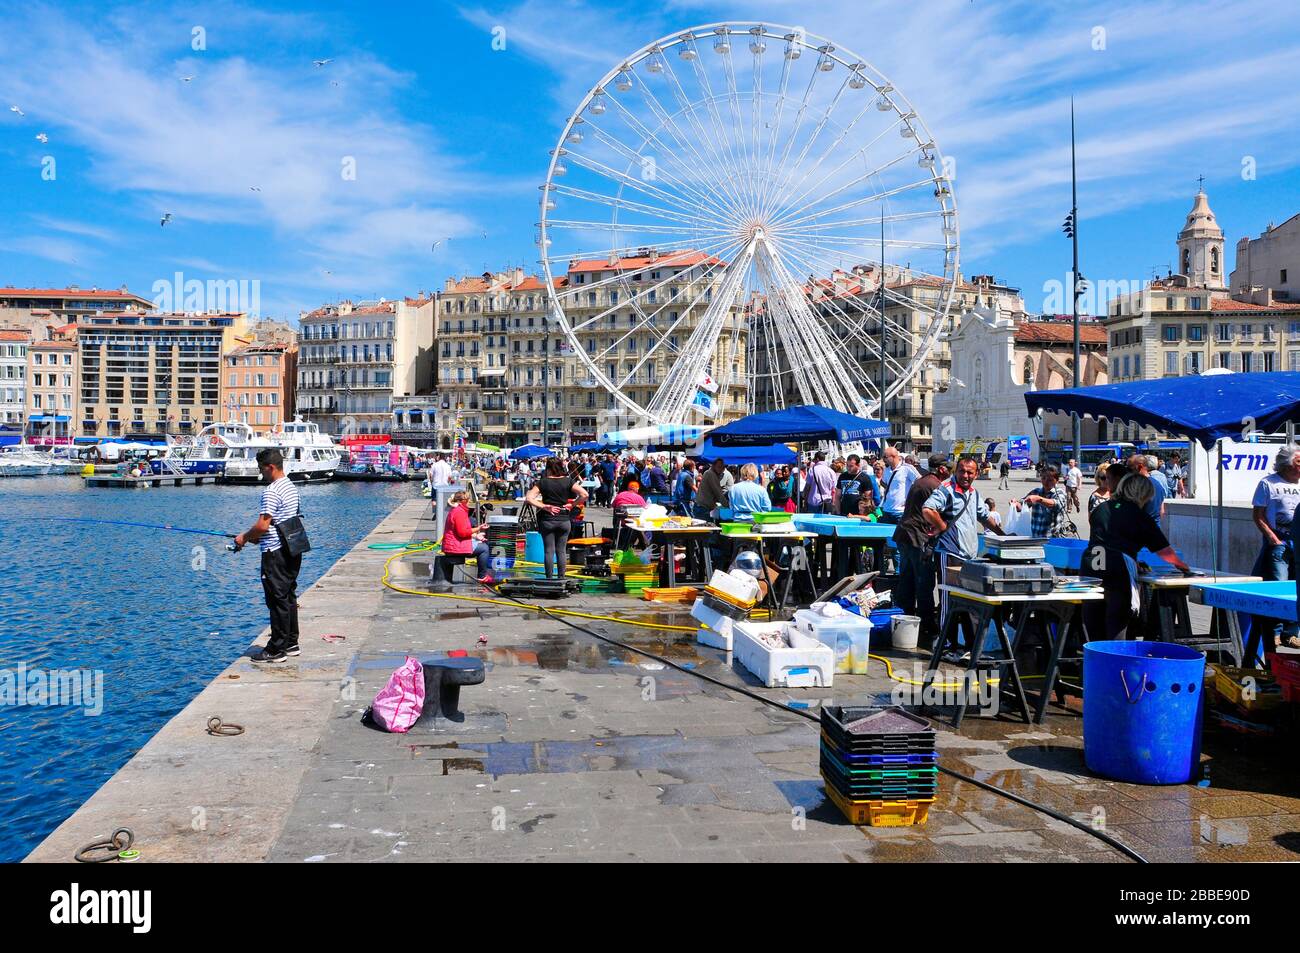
[0,477,415,862]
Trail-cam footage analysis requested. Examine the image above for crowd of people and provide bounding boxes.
[415,440,1300,656]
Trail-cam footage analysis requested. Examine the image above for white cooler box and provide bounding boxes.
[691,598,737,651]
[792,606,873,675]
[733,621,834,688]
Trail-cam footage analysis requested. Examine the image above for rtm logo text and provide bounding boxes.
[1218,454,1269,471]
[50,884,151,933]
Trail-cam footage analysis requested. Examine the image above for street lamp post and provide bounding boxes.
[1062,99,1083,463]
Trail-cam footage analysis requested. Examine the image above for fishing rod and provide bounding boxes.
[4,516,237,541]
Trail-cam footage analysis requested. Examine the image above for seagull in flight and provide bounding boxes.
[180,76,194,83]
[249,186,261,192]
[9,105,24,117]
[160,213,173,227]
[313,58,333,67]
[35,132,48,143]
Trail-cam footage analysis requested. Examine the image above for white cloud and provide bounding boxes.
[0,4,486,281]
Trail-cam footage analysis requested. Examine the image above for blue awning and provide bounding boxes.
[689,439,798,466]
[28,414,70,422]
[509,443,554,460]
[1024,372,1300,449]
[710,405,892,446]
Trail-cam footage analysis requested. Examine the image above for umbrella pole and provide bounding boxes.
[1214,440,1224,575]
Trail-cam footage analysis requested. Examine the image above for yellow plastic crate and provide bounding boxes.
[703,585,757,610]
[642,586,698,603]
[824,783,934,827]
[1212,664,1283,713]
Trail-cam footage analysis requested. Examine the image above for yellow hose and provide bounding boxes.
[380,544,1045,686]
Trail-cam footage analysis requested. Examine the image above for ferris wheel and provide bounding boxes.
[537,22,959,425]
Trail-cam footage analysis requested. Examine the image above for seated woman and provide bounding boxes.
[729,463,773,519]
[1083,472,1191,640]
[612,481,647,509]
[432,490,493,585]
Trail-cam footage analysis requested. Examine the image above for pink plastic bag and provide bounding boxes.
[367,656,425,732]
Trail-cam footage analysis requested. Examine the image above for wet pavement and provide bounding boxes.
[29,498,1300,863]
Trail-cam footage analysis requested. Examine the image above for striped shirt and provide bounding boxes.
[259,476,300,553]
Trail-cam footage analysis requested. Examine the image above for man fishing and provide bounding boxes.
[232,448,303,663]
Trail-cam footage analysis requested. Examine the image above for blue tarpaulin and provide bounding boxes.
[570,441,622,452]
[688,439,797,466]
[1024,372,1300,449]
[710,404,892,446]
[508,443,554,460]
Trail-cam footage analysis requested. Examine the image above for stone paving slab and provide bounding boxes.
[28,498,1300,863]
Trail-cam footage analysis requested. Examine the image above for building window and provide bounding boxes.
[1162,325,1181,342]
[1164,352,1178,375]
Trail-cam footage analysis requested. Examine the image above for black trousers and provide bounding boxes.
[261,547,302,650]
[537,514,571,579]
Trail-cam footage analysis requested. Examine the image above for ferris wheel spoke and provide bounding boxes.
[778,208,945,233]
[545,243,734,307]
[599,89,748,224]
[770,77,851,216]
[775,173,943,233]
[765,110,906,224]
[559,141,739,229]
[548,183,723,231]
[592,240,744,357]
[561,240,740,334]
[715,39,754,221]
[629,77,754,224]
[773,240,922,384]
[771,147,929,231]
[647,50,756,220]
[649,240,756,420]
[681,42,759,222]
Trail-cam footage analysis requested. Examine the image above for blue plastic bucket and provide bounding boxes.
[523,530,545,566]
[1083,640,1206,784]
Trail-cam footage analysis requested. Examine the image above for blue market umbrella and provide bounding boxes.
[509,443,554,460]
[710,404,891,446]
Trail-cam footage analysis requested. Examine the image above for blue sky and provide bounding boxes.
[1,0,1298,321]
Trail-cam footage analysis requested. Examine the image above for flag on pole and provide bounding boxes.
[696,372,719,394]
[691,389,718,418]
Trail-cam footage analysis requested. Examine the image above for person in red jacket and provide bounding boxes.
[433,490,492,584]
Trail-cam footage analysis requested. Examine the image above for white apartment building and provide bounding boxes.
[296,296,435,436]
[0,329,31,429]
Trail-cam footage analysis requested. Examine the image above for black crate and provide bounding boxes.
[820,706,936,753]
[821,767,939,802]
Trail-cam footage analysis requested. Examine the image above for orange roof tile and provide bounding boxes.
[0,329,32,341]
[0,287,147,299]
[1015,322,1107,344]
[567,250,724,273]
[1210,296,1300,312]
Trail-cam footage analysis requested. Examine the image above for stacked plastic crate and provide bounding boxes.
[820,706,937,826]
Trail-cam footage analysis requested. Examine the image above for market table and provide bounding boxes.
[627,522,716,587]
[1140,571,1260,666]
[791,515,897,584]
[721,530,820,616]
[928,583,1105,727]
[1190,579,1296,667]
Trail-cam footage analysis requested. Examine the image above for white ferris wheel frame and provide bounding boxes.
[537,21,960,425]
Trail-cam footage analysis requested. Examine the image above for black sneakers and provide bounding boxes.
[254,643,299,663]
